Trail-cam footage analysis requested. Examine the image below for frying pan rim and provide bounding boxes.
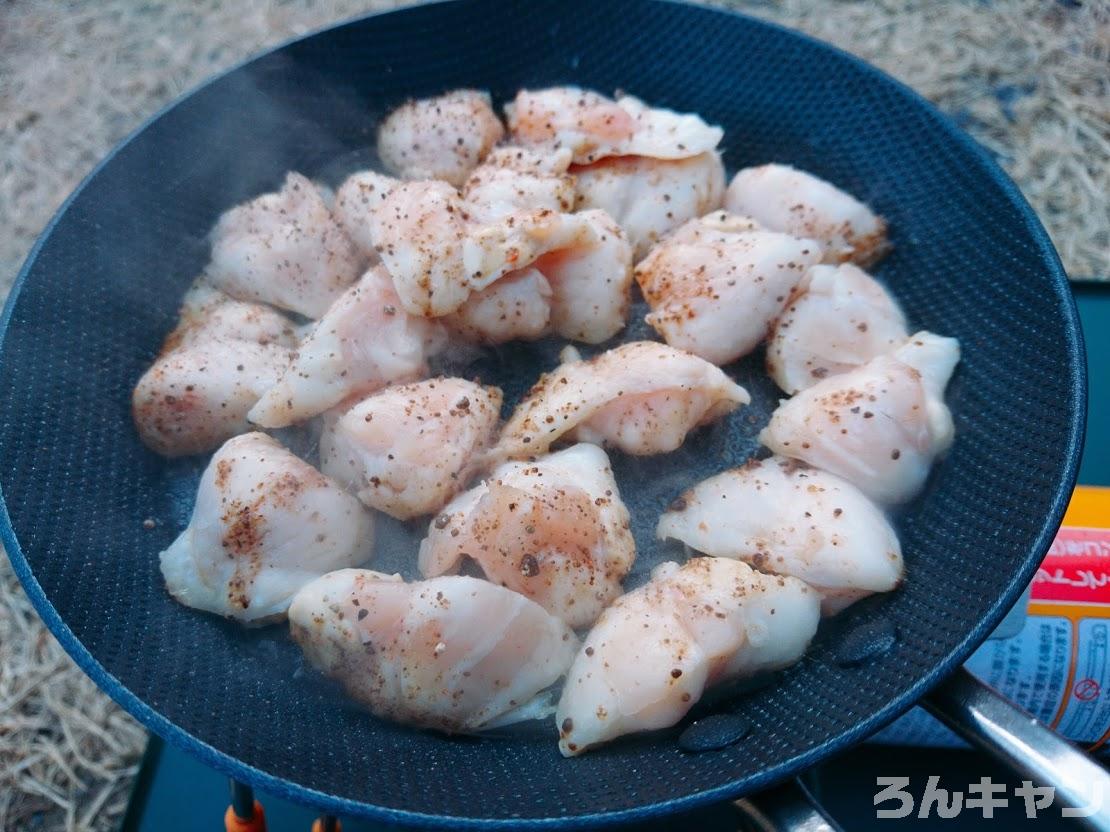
[0,0,1087,826]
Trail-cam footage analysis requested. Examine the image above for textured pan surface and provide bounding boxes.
[0,0,1084,826]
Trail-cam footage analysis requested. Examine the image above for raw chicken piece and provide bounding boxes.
[506,87,723,164]
[725,164,889,267]
[463,146,576,221]
[133,286,296,457]
[289,569,578,732]
[419,444,635,628]
[161,282,299,352]
[446,267,553,344]
[493,341,749,460]
[333,170,401,257]
[635,212,823,365]
[247,266,446,428]
[767,263,908,394]
[207,173,363,318]
[573,151,726,258]
[556,557,819,756]
[340,160,576,315]
[444,208,632,345]
[160,433,374,624]
[320,378,502,520]
[133,340,291,457]
[761,331,960,504]
[657,457,903,614]
[368,180,596,317]
[534,209,633,344]
[377,90,505,187]
[464,150,633,341]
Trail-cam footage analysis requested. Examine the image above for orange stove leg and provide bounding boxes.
[225,780,266,832]
[224,800,266,832]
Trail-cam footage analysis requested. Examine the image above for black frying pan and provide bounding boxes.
[0,0,1087,827]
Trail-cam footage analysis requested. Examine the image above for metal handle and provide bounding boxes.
[733,778,843,832]
[924,666,1110,830]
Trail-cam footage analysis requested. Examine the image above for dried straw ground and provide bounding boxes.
[0,2,1106,830]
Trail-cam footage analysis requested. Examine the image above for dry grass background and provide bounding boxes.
[0,1,1106,829]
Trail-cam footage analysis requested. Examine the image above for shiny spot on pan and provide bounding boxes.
[678,713,752,753]
[832,617,898,667]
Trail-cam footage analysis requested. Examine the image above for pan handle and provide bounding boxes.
[924,666,1110,830]
[732,778,844,832]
